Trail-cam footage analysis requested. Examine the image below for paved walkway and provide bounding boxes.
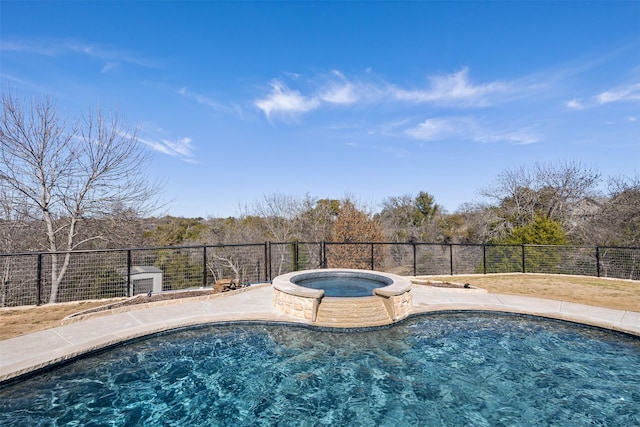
[1,283,639,383]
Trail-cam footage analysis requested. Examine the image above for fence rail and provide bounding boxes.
[1,242,638,307]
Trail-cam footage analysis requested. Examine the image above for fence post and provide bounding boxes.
[449,244,453,275]
[322,241,327,268]
[202,246,208,287]
[596,246,601,277]
[412,243,417,277]
[370,243,375,270]
[127,249,132,297]
[265,242,271,281]
[36,253,42,306]
[293,241,299,271]
[522,244,526,273]
[482,244,487,274]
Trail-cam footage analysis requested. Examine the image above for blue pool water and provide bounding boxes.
[1,313,639,426]
[295,275,385,297]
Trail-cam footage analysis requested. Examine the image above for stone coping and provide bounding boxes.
[1,283,639,385]
[61,286,256,325]
[374,282,412,297]
[272,268,411,298]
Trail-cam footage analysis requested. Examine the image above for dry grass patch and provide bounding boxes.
[0,299,125,341]
[420,274,640,312]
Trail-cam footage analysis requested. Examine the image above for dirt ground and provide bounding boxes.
[419,273,640,313]
[0,299,127,341]
[1,274,638,341]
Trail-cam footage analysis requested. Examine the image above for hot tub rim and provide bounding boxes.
[272,268,411,298]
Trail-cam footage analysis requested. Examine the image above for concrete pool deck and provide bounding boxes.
[1,283,639,384]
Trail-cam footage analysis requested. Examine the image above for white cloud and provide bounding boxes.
[101,62,119,73]
[564,82,640,111]
[253,67,520,122]
[474,129,538,145]
[406,116,538,145]
[392,68,512,106]
[162,137,194,158]
[316,70,366,105]
[136,124,197,163]
[177,87,239,115]
[1,37,154,68]
[255,80,320,120]
[1,39,62,56]
[0,72,47,92]
[405,118,461,141]
[566,98,585,110]
[596,82,640,104]
[319,82,358,104]
[373,117,415,137]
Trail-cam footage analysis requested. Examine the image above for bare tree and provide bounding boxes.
[479,161,601,242]
[378,191,443,242]
[244,193,306,241]
[378,194,420,242]
[242,193,313,274]
[0,92,161,303]
[0,184,37,306]
[605,174,640,245]
[578,174,640,246]
[295,196,339,242]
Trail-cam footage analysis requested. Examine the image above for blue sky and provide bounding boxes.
[1,1,639,218]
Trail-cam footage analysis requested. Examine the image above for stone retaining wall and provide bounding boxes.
[272,287,320,321]
[379,291,413,321]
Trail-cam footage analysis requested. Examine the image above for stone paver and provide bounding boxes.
[1,283,639,384]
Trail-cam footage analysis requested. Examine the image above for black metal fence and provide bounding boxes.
[1,242,639,307]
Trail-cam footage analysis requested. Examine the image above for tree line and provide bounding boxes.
[141,169,639,250]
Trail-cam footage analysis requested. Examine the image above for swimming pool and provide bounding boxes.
[1,313,639,425]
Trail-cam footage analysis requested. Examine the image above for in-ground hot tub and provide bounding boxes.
[292,270,392,297]
[272,269,412,325]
